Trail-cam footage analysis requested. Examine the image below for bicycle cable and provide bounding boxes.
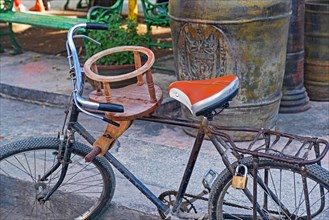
[61,88,73,135]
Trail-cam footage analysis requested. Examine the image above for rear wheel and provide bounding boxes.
[0,137,115,220]
[209,157,329,219]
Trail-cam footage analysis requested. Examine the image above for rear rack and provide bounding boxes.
[209,126,329,165]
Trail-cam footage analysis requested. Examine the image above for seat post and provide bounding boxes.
[203,102,230,121]
[171,116,208,214]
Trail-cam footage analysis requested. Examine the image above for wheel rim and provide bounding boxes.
[0,148,109,219]
[215,164,329,220]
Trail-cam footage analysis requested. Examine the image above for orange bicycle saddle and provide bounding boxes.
[168,75,239,116]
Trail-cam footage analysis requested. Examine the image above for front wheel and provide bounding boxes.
[208,157,329,219]
[0,137,115,220]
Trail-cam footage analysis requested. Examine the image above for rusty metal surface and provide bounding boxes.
[140,115,329,165]
[207,125,329,165]
[169,0,292,140]
[280,0,310,113]
[304,0,329,101]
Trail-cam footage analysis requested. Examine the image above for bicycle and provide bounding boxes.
[0,23,328,220]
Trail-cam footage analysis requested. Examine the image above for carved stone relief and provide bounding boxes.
[177,23,234,81]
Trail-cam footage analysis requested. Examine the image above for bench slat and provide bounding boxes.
[0,11,87,30]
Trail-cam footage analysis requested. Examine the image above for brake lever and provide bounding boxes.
[73,34,101,45]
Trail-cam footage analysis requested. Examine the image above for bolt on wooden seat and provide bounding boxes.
[84,46,163,121]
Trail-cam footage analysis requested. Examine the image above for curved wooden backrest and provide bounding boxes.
[84,46,163,121]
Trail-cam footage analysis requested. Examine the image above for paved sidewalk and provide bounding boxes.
[0,51,177,112]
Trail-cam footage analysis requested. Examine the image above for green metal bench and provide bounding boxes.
[0,0,124,54]
[87,0,123,23]
[140,0,171,49]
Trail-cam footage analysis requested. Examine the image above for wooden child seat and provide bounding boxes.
[84,46,163,121]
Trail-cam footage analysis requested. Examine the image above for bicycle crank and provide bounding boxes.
[157,190,209,219]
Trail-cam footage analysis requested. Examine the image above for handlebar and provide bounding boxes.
[85,22,108,30]
[66,23,124,124]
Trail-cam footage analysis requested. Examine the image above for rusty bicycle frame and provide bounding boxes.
[38,99,329,220]
[36,23,329,220]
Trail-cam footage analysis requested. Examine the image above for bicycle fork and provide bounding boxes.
[36,105,80,203]
[35,129,75,203]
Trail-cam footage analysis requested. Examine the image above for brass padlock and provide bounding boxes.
[232,164,248,189]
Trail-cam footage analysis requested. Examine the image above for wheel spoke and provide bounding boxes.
[4,157,35,181]
[0,138,115,219]
[266,169,292,219]
[209,158,329,220]
[23,152,34,182]
[30,199,37,219]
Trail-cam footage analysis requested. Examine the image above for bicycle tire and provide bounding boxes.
[208,157,329,219]
[0,137,115,220]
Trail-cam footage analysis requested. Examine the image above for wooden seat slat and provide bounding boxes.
[89,84,163,121]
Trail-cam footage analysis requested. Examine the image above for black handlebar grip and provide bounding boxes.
[85,22,108,30]
[98,103,124,113]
